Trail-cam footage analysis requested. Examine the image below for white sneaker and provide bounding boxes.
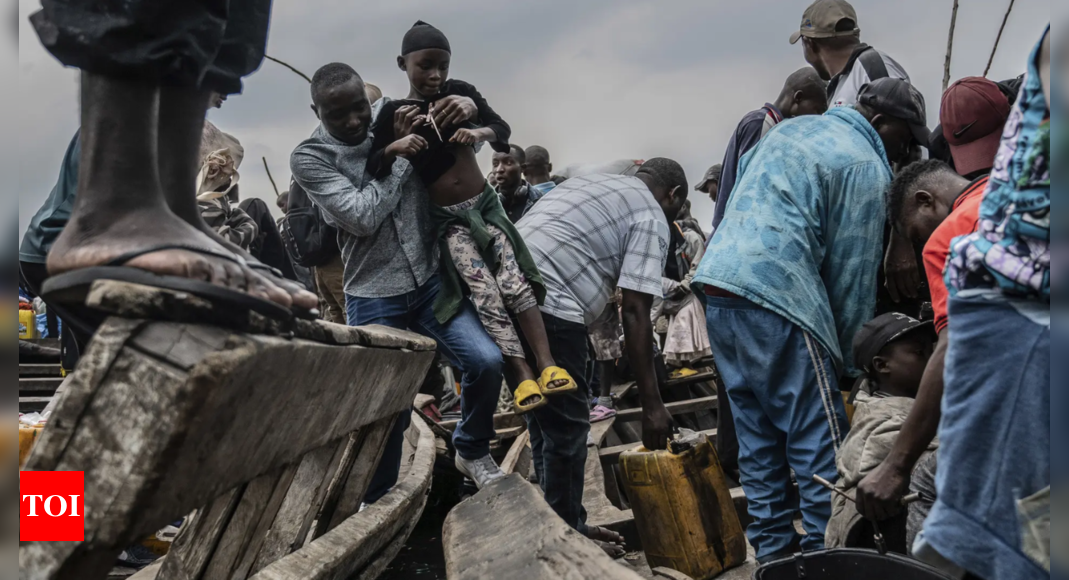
[455,454,506,489]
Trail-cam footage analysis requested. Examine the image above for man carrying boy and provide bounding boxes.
[291,64,508,502]
[691,78,927,563]
[826,313,936,553]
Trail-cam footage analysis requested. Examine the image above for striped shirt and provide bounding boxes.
[517,174,670,325]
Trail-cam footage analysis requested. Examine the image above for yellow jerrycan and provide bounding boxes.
[620,430,747,579]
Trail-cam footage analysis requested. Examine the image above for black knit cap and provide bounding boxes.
[402,21,451,56]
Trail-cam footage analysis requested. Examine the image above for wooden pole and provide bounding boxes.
[262,157,282,199]
[943,0,960,93]
[985,0,1017,77]
[265,55,313,84]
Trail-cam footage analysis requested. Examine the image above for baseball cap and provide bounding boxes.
[853,313,934,376]
[941,77,1011,177]
[695,164,723,191]
[858,78,931,144]
[790,0,860,45]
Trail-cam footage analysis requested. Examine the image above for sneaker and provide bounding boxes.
[116,544,162,568]
[455,454,506,489]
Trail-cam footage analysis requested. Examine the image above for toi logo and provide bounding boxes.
[20,471,85,542]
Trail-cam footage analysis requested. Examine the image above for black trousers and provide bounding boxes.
[31,0,272,95]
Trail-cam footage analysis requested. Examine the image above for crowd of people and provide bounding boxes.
[19,1,1050,579]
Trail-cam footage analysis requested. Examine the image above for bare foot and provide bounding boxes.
[585,525,626,547]
[193,220,319,311]
[47,208,293,307]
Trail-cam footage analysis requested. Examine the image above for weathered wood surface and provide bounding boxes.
[500,430,532,476]
[584,420,631,530]
[444,475,644,580]
[252,413,436,580]
[614,396,717,423]
[19,302,435,580]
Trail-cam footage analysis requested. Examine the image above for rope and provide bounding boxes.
[943,0,960,92]
[985,0,1017,77]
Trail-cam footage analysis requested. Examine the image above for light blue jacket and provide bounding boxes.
[692,107,892,374]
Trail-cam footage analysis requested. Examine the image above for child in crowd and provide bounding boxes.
[825,313,936,553]
[370,22,575,413]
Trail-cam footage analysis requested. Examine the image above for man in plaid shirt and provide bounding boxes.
[516,159,687,555]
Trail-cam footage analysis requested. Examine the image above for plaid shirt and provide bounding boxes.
[517,174,670,325]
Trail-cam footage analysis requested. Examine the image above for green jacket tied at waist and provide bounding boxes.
[431,184,546,324]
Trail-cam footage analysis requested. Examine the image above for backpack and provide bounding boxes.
[279,181,340,269]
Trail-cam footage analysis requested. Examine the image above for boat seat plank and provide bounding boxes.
[600,429,718,466]
[443,475,644,580]
[614,397,718,423]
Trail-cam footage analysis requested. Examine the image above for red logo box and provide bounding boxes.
[20,471,85,542]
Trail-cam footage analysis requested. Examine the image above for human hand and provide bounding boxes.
[450,128,482,146]
[641,403,675,451]
[884,233,920,302]
[385,135,428,160]
[855,461,910,521]
[393,105,426,139]
[431,95,477,129]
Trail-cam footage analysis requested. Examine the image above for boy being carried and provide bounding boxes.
[826,313,935,553]
[370,22,576,418]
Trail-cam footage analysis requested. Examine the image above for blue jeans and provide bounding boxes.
[921,294,1049,580]
[705,297,849,561]
[346,276,504,504]
[522,313,591,533]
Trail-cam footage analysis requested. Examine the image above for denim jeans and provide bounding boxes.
[705,297,850,561]
[919,293,1049,580]
[346,275,504,504]
[521,313,592,533]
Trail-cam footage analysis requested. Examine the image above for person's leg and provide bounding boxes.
[922,296,1049,580]
[30,3,293,306]
[409,277,504,464]
[444,226,533,389]
[313,255,347,324]
[779,328,849,552]
[713,363,740,479]
[524,314,590,531]
[704,297,798,562]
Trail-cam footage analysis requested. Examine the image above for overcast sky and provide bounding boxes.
[16,0,1050,238]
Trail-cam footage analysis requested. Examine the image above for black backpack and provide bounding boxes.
[280,181,340,269]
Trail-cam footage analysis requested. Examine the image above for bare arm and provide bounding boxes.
[856,328,948,521]
[621,289,674,451]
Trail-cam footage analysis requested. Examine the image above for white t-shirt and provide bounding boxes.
[517,174,670,325]
[829,49,910,108]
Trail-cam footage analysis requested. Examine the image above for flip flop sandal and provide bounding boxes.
[589,404,617,423]
[538,366,578,395]
[41,244,306,332]
[512,379,548,415]
[247,261,319,320]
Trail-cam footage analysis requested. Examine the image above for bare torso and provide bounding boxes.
[427,146,486,207]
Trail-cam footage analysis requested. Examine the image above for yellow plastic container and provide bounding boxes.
[620,433,748,580]
[19,426,42,468]
[19,309,38,340]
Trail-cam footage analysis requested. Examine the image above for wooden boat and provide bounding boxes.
[444,364,762,580]
[19,280,440,580]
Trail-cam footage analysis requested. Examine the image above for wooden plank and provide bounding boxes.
[600,430,718,466]
[18,378,64,393]
[325,417,395,532]
[159,490,242,580]
[19,397,52,413]
[500,430,531,476]
[20,316,434,580]
[252,414,436,580]
[443,475,644,580]
[230,465,301,580]
[18,364,63,377]
[197,472,286,580]
[652,568,696,580]
[614,397,718,423]
[585,420,631,532]
[249,442,343,572]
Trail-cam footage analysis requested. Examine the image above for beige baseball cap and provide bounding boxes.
[790,0,860,44]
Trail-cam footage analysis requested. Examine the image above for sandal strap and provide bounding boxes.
[105,244,245,268]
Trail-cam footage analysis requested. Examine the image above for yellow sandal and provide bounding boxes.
[539,366,578,395]
[513,380,548,414]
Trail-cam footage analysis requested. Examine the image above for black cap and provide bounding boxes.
[853,313,934,375]
[857,78,931,144]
